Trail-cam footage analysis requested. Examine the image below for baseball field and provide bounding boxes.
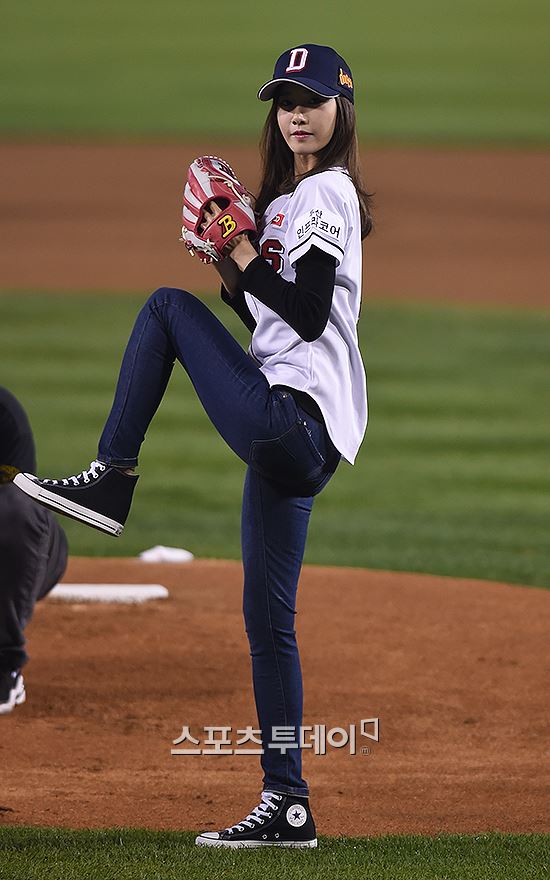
[1,1,550,877]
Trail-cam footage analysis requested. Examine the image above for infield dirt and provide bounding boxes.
[1,143,548,306]
[1,557,548,836]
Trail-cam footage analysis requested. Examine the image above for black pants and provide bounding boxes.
[0,484,68,671]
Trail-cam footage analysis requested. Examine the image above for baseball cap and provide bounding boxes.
[258,44,354,104]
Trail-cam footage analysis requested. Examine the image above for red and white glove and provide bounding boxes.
[180,155,257,264]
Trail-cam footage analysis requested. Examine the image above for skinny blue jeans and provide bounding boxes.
[98,288,340,796]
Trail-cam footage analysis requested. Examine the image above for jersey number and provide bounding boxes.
[261,239,285,275]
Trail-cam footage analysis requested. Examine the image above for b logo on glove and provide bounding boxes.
[218,213,237,238]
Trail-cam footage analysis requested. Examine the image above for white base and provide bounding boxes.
[139,545,194,563]
[48,584,169,604]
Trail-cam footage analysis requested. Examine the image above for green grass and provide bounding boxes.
[0,828,548,880]
[1,292,549,588]
[1,0,549,143]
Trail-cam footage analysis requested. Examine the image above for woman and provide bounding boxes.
[15,43,373,848]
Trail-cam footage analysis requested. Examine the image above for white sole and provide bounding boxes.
[195,836,318,848]
[13,473,123,537]
[0,676,26,715]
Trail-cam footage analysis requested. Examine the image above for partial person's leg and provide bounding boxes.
[37,512,68,600]
[241,466,314,797]
[0,486,63,672]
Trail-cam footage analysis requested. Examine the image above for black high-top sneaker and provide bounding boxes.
[195,790,317,848]
[13,460,138,537]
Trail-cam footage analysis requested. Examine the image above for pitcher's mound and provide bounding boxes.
[2,557,548,836]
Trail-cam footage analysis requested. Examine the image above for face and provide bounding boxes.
[276,84,337,168]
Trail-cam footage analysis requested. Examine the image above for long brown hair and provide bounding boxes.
[255,97,373,239]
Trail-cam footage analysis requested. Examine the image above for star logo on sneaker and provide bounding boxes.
[286,804,307,827]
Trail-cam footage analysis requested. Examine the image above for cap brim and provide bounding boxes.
[257,77,339,102]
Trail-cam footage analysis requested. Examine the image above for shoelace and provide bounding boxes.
[225,792,283,833]
[43,460,106,487]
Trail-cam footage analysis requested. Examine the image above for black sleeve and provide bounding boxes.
[240,246,337,342]
[220,284,257,334]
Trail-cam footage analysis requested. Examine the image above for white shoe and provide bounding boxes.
[0,670,26,715]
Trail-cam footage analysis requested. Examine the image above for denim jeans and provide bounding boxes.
[98,287,340,795]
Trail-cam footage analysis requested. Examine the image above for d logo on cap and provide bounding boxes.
[286,48,309,72]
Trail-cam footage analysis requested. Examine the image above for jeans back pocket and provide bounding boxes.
[249,419,326,491]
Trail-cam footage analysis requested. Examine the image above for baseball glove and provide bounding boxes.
[180,155,257,263]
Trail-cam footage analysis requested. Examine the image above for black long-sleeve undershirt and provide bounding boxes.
[220,283,257,334]
[220,245,337,343]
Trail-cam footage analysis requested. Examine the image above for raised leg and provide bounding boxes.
[98,287,279,467]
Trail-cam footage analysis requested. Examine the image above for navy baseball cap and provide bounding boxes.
[258,44,354,104]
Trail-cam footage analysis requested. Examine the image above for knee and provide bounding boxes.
[244,622,298,659]
[147,287,194,310]
[243,594,297,651]
[243,595,268,646]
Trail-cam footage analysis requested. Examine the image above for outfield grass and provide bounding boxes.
[1,292,549,589]
[1,0,549,143]
[0,828,548,880]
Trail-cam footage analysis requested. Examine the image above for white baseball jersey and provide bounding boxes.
[243,167,367,465]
